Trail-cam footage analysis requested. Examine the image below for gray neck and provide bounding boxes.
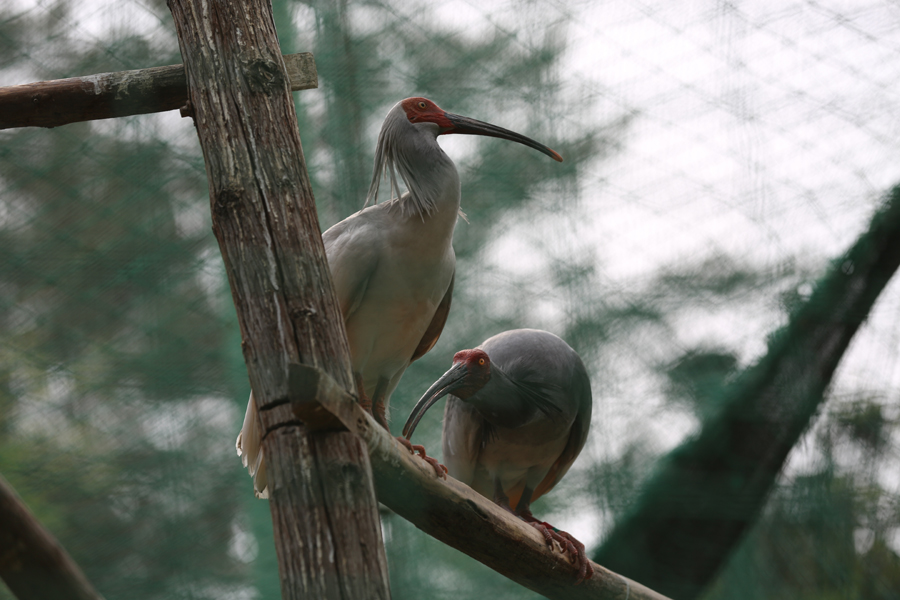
[366,110,461,218]
[467,367,537,429]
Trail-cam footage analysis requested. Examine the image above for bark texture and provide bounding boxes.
[166,1,389,598]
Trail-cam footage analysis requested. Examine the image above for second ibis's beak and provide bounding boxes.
[402,362,469,440]
[443,112,563,162]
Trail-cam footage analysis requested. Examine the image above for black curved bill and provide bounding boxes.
[444,113,563,162]
[402,362,469,440]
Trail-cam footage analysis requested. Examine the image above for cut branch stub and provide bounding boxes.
[289,362,348,432]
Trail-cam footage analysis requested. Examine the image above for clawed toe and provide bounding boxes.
[526,521,594,584]
[395,437,447,478]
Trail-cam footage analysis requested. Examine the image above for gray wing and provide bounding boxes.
[532,347,592,501]
[483,329,593,501]
[322,212,380,319]
[410,271,454,362]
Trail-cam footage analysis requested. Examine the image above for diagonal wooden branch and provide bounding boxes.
[0,473,105,600]
[594,184,900,599]
[289,363,672,600]
[0,53,316,130]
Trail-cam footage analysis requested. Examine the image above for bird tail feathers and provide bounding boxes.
[236,392,269,499]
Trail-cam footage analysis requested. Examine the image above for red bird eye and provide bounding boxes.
[478,358,485,366]
[418,101,427,109]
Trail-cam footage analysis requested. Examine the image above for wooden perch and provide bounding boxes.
[0,473,104,600]
[289,363,671,600]
[0,52,317,130]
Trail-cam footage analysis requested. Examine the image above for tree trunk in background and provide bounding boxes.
[595,185,900,599]
[0,473,105,600]
[314,0,371,221]
[166,0,390,598]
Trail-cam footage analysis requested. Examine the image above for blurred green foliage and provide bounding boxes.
[1,1,899,600]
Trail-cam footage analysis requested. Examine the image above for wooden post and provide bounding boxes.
[164,1,390,598]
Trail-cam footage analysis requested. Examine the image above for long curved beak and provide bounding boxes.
[443,113,563,162]
[402,362,469,440]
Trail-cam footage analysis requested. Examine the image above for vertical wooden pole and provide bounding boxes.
[165,0,390,597]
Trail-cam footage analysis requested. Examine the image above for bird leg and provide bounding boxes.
[355,374,395,433]
[370,377,391,431]
[395,436,447,478]
[361,375,445,478]
[515,487,594,584]
[355,372,374,414]
[493,478,513,508]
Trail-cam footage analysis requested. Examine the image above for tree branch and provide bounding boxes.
[290,363,672,600]
[0,473,104,600]
[0,53,316,130]
[594,184,900,599]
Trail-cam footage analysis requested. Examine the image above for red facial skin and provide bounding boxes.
[450,348,492,399]
[401,97,454,131]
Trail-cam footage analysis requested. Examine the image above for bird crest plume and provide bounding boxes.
[364,103,467,222]
[365,109,439,218]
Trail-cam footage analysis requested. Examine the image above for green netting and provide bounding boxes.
[1,1,899,599]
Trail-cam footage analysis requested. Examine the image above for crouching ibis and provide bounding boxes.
[403,329,594,582]
[236,99,563,498]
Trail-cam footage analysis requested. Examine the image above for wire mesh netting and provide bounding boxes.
[1,0,899,598]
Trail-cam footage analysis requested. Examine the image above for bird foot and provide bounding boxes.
[396,437,447,479]
[525,520,594,584]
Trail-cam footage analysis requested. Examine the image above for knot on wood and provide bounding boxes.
[214,186,242,216]
[356,414,369,435]
[246,58,285,94]
[465,499,490,521]
[291,306,317,320]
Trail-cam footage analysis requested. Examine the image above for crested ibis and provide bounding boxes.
[403,329,594,582]
[237,99,563,498]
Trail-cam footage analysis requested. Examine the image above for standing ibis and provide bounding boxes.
[403,329,594,582]
[236,99,563,498]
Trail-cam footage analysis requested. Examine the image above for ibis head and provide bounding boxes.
[399,97,563,161]
[402,348,492,438]
[367,97,562,216]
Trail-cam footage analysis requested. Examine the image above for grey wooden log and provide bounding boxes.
[290,363,672,600]
[0,473,105,600]
[165,1,389,599]
[0,53,316,130]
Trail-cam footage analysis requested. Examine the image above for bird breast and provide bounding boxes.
[474,422,571,495]
[344,233,454,391]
